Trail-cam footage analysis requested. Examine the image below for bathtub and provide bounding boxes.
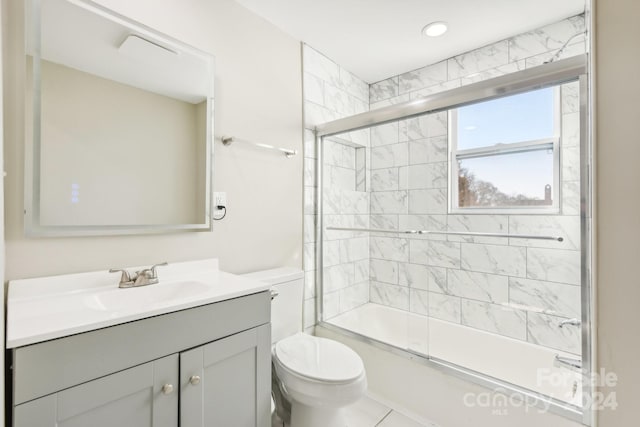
[328,303,582,407]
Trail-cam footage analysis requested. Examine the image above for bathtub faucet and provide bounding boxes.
[558,318,581,328]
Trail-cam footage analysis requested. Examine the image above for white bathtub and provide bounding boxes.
[329,303,582,406]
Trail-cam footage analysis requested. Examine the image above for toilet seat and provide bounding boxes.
[274,333,364,383]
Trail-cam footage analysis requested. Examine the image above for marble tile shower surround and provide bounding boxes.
[321,138,371,322]
[302,44,371,330]
[303,15,586,354]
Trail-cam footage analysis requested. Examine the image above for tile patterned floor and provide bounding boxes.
[345,395,438,427]
[273,394,439,427]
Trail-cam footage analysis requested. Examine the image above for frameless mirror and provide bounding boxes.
[25,0,215,236]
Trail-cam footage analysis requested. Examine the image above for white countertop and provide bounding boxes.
[6,259,271,348]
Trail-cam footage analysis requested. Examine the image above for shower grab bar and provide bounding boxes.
[325,226,564,242]
[220,135,297,158]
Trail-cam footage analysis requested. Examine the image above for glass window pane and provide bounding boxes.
[457,87,556,150]
[458,149,554,208]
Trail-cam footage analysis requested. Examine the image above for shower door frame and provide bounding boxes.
[314,54,593,425]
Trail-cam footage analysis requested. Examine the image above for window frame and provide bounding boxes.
[448,86,561,215]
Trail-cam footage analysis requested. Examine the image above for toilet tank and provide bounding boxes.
[242,267,305,343]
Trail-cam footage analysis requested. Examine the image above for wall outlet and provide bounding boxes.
[213,192,227,207]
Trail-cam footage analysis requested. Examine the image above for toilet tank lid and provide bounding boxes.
[241,267,304,285]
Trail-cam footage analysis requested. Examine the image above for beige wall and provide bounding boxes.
[594,0,640,425]
[3,0,303,279]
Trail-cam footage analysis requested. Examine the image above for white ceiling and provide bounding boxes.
[234,0,585,83]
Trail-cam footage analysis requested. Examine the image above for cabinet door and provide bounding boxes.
[14,355,178,427]
[180,324,271,427]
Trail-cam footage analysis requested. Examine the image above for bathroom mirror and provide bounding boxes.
[25,0,215,236]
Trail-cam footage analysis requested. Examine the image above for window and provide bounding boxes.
[449,87,560,213]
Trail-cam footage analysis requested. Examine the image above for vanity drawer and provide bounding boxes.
[12,291,270,405]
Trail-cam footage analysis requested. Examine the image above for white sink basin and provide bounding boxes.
[6,259,271,348]
[84,280,211,312]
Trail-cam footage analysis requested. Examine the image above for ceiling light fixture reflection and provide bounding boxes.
[422,21,448,37]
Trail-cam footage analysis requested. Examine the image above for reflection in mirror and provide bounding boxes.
[25,0,215,236]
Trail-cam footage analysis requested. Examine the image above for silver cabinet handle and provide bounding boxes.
[270,289,279,300]
[161,384,174,394]
[189,375,201,385]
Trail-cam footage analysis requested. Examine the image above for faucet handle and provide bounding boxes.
[109,268,133,285]
[150,262,168,278]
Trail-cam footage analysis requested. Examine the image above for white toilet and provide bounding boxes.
[243,267,367,427]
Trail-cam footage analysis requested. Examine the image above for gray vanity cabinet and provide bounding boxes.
[14,355,179,427]
[10,292,271,427]
[180,324,271,426]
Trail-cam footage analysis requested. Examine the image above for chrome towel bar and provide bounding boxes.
[221,135,297,158]
[325,227,564,242]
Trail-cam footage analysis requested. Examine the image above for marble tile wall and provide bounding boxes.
[366,15,586,355]
[302,45,370,330]
[321,138,371,319]
[369,15,587,109]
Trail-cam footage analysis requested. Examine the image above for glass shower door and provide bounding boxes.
[426,81,585,409]
[319,122,431,357]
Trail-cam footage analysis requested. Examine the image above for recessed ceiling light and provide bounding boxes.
[422,21,448,37]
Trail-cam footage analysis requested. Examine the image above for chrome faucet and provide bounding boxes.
[109,262,168,288]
